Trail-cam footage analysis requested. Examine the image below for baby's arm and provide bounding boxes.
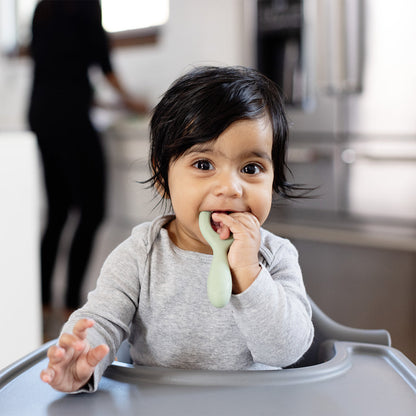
[231,238,314,368]
[40,319,109,393]
[212,212,313,366]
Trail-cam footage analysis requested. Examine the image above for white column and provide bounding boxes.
[0,131,42,370]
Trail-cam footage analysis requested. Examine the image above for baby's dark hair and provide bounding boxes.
[148,65,298,201]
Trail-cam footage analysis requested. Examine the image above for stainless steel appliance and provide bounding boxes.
[257,0,416,222]
[256,0,416,362]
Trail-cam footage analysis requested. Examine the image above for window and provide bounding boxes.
[101,0,169,33]
[101,0,169,47]
[0,0,169,55]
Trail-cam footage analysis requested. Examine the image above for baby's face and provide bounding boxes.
[166,117,274,253]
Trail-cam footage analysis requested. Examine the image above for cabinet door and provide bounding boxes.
[294,239,415,362]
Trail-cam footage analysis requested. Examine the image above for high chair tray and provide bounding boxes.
[0,340,415,415]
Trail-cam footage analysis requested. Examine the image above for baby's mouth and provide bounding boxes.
[210,216,221,233]
[210,211,232,233]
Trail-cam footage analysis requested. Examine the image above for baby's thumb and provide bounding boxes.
[87,344,109,368]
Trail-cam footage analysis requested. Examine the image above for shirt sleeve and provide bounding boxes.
[86,1,113,74]
[61,232,143,392]
[230,237,314,368]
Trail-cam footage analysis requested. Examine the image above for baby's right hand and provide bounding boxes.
[40,318,109,392]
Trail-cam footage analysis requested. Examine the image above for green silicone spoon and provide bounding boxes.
[199,211,234,308]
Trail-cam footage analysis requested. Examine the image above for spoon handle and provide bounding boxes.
[199,211,233,308]
[207,249,232,308]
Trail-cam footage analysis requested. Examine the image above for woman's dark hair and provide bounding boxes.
[148,65,300,203]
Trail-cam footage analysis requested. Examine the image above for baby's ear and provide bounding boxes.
[154,179,170,200]
[151,160,170,200]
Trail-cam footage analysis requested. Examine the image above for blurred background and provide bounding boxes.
[0,0,415,369]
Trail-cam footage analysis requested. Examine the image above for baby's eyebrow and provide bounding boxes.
[184,143,214,155]
[239,150,272,162]
[185,145,272,163]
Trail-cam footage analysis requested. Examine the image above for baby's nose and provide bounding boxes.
[213,172,243,198]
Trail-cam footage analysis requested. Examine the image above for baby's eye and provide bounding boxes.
[242,163,262,175]
[193,160,213,170]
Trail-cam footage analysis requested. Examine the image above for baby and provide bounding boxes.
[40,65,314,393]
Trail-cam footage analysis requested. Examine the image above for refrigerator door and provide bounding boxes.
[257,0,416,222]
[286,0,416,136]
[346,0,416,135]
[285,0,364,134]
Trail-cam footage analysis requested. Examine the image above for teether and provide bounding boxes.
[199,211,234,308]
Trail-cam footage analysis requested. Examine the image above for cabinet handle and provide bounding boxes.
[341,148,416,163]
[320,0,363,94]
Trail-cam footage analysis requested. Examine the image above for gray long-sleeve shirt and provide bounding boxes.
[64,215,314,391]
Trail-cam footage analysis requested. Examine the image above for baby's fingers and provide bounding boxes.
[40,367,55,384]
[46,344,67,364]
[73,318,95,340]
[40,346,68,385]
[57,319,94,352]
[58,332,84,353]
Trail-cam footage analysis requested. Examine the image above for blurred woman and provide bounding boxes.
[28,0,146,316]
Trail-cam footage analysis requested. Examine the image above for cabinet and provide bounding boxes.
[265,215,416,363]
[104,118,163,226]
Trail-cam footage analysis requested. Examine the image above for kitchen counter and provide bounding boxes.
[266,207,416,362]
[265,208,416,252]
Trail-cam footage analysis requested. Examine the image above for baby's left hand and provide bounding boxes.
[210,212,261,293]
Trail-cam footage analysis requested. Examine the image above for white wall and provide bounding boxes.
[119,0,243,91]
[94,0,252,108]
[0,132,42,370]
[0,0,251,130]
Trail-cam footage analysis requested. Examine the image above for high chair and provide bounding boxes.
[0,298,414,415]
